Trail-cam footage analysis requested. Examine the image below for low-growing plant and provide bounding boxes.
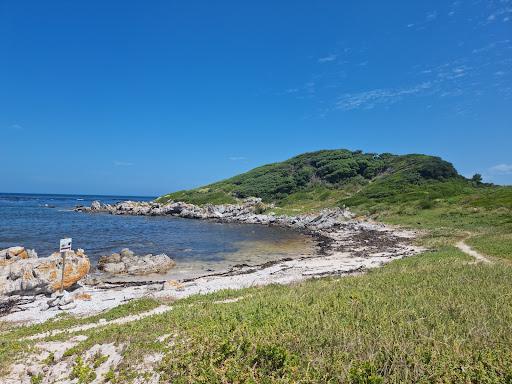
[43,352,55,366]
[92,351,108,368]
[70,356,96,384]
[348,361,384,384]
[104,368,116,382]
[30,374,43,384]
[418,198,434,209]
[252,344,288,376]
[253,202,267,214]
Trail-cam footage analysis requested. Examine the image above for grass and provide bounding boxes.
[341,183,512,261]
[467,232,512,261]
[10,247,511,383]
[268,185,351,215]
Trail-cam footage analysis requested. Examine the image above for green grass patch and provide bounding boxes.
[269,185,351,215]
[341,183,512,260]
[467,232,512,262]
[157,188,237,205]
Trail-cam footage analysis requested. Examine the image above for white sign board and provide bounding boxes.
[60,238,72,252]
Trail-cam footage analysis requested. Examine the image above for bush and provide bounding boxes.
[158,149,463,205]
[418,198,435,210]
[253,202,267,214]
[472,173,483,184]
[252,344,288,375]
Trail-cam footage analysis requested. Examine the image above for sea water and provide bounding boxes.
[0,193,314,279]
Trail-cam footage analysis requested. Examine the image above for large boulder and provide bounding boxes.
[0,248,90,296]
[98,248,176,275]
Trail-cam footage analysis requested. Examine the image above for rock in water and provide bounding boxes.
[0,248,90,296]
[98,248,176,275]
[90,200,103,210]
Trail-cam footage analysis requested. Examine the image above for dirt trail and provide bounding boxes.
[456,240,492,264]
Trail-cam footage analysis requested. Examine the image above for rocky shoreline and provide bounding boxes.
[75,197,355,231]
[1,199,424,324]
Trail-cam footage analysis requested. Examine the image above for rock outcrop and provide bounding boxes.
[97,248,176,275]
[0,246,37,263]
[0,248,90,296]
[76,198,355,233]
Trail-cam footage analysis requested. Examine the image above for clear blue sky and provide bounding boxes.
[1,1,511,196]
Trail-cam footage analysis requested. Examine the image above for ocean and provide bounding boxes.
[0,193,313,278]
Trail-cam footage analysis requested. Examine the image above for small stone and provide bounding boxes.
[59,302,77,310]
[26,366,40,376]
[51,290,64,298]
[58,292,74,306]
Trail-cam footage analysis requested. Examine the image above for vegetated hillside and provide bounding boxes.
[156,149,462,208]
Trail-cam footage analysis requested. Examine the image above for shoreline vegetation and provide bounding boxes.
[1,149,511,383]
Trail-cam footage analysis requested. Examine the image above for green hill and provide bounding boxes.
[157,150,512,261]
[157,149,476,211]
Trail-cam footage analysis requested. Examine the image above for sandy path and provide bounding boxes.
[23,296,250,341]
[26,304,172,340]
[456,240,492,264]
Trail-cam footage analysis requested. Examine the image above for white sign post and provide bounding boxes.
[59,238,72,292]
[60,238,72,252]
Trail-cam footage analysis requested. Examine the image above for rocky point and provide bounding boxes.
[0,247,90,297]
[75,198,355,232]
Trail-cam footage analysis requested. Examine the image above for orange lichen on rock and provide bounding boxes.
[16,249,29,259]
[0,248,91,296]
[74,292,92,301]
[49,252,90,291]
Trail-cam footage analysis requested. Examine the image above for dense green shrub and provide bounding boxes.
[158,149,465,205]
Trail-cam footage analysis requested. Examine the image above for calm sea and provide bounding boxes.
[0,193,312,273]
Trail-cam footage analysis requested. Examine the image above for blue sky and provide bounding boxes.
[1,0,511,196]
